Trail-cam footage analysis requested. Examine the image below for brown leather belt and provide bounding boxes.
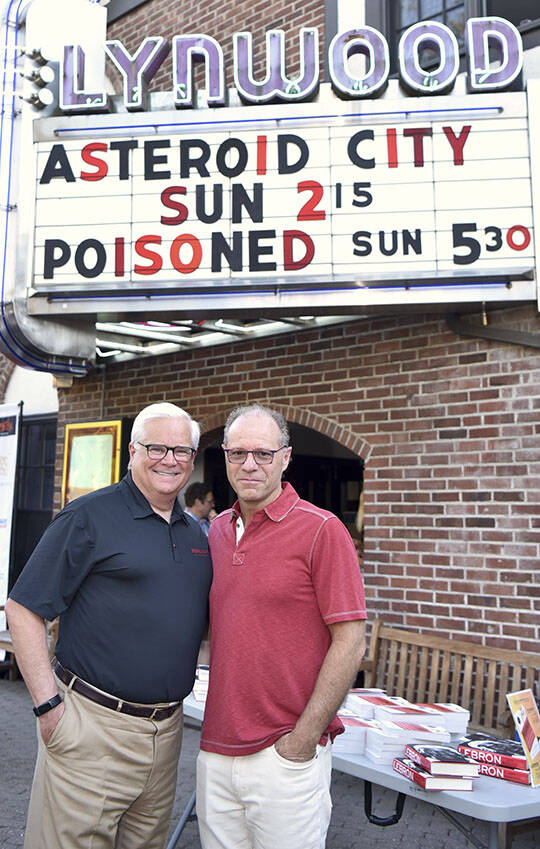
[54,662,180,721]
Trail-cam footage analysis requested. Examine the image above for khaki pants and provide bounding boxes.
[24,678,183,849]
[196,741,332,849]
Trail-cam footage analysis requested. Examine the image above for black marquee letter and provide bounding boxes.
[211,232,243,271]
[43,239,71,278]
[144,140,171,181]
[74,239,107,278]
[180,139,211,177]
[39,145,76,184]
[348,130,376,169]
[216,138,248,178]
[249,229,276,271]
[110,140,139,180]
[277,135,309,174]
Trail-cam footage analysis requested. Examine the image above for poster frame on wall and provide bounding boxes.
[61,419,122,508]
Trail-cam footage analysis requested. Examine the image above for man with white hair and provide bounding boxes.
[6,402,212,849]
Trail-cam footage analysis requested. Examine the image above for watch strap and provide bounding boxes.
[33,693,62,716]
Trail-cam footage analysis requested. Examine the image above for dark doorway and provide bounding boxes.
[285,454,362,533]
[10,416,57,590]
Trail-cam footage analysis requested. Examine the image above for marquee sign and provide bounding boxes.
[1,0,540,374]
[31,90,536,300]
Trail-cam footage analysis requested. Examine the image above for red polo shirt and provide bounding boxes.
[201,483,367,756]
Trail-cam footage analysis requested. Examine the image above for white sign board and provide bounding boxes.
[0,403,19,655]
[31,90,535,299]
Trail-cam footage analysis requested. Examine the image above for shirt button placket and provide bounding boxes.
[170,527,180,561]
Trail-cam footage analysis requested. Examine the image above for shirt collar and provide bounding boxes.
[230,481,299,525]
[120,472,188,523]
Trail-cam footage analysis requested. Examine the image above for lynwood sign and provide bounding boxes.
[61,17,524,111]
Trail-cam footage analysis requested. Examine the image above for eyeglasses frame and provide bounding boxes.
[137,442,196,462]
[223,446,288,465]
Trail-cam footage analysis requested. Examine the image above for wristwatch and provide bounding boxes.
[33,694,63,716]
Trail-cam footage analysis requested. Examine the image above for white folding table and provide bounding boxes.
[332,750,540,849]
[169,694,540,849]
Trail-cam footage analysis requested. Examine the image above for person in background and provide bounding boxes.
[6,402,212,849]
[184,481,215,536]
[197,403,367,849]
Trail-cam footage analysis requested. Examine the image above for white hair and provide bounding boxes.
[130,403,200,449]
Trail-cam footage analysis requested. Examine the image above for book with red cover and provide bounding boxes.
[477,762,530,785]
[457,734,528,771]
[393,757,474,791]
[404,744,479,776]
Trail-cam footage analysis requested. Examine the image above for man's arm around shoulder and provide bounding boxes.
[5,598,64,744]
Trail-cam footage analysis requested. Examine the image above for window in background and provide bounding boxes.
[394,1,467,50]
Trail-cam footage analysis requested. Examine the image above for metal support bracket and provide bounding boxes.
[435,805,491,849]
[363,780,406,826]
[165,790,197,849]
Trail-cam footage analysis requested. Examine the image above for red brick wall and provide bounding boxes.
[106,0,325,94]
[55,306,540,653]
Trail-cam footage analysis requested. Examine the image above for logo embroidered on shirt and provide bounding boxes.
[191,548,209,555]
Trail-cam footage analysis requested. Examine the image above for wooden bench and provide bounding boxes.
[359,619,540,847]
[361,619,539,734]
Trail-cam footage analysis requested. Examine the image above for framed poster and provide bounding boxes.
[61,420,122,508]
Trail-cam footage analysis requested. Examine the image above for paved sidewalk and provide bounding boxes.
[1,679,538,849]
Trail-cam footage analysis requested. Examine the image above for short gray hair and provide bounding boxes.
[223,404,289,447]
[131,402,200,449]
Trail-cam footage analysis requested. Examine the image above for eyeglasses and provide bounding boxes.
[137,442,196,462]
[223,447,287,465]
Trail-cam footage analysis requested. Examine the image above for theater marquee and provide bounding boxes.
[32,92,536,297]
[1,0,540,374]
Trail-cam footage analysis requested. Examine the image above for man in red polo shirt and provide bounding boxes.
[197,403,367,849]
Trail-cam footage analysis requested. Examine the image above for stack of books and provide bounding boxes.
[341,691,471,735]
[341,692,409,719]
[393,743,479,791]
[457,732,531,785]
[333,713,377,755]
[364,720,451,764]
[192,664,209,702]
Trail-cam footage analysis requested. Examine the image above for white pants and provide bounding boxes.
[196,741,333,849]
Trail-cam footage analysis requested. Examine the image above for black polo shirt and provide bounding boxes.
[10,473,212,703]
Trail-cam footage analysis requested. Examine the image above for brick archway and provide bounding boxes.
[199,405,371,460]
